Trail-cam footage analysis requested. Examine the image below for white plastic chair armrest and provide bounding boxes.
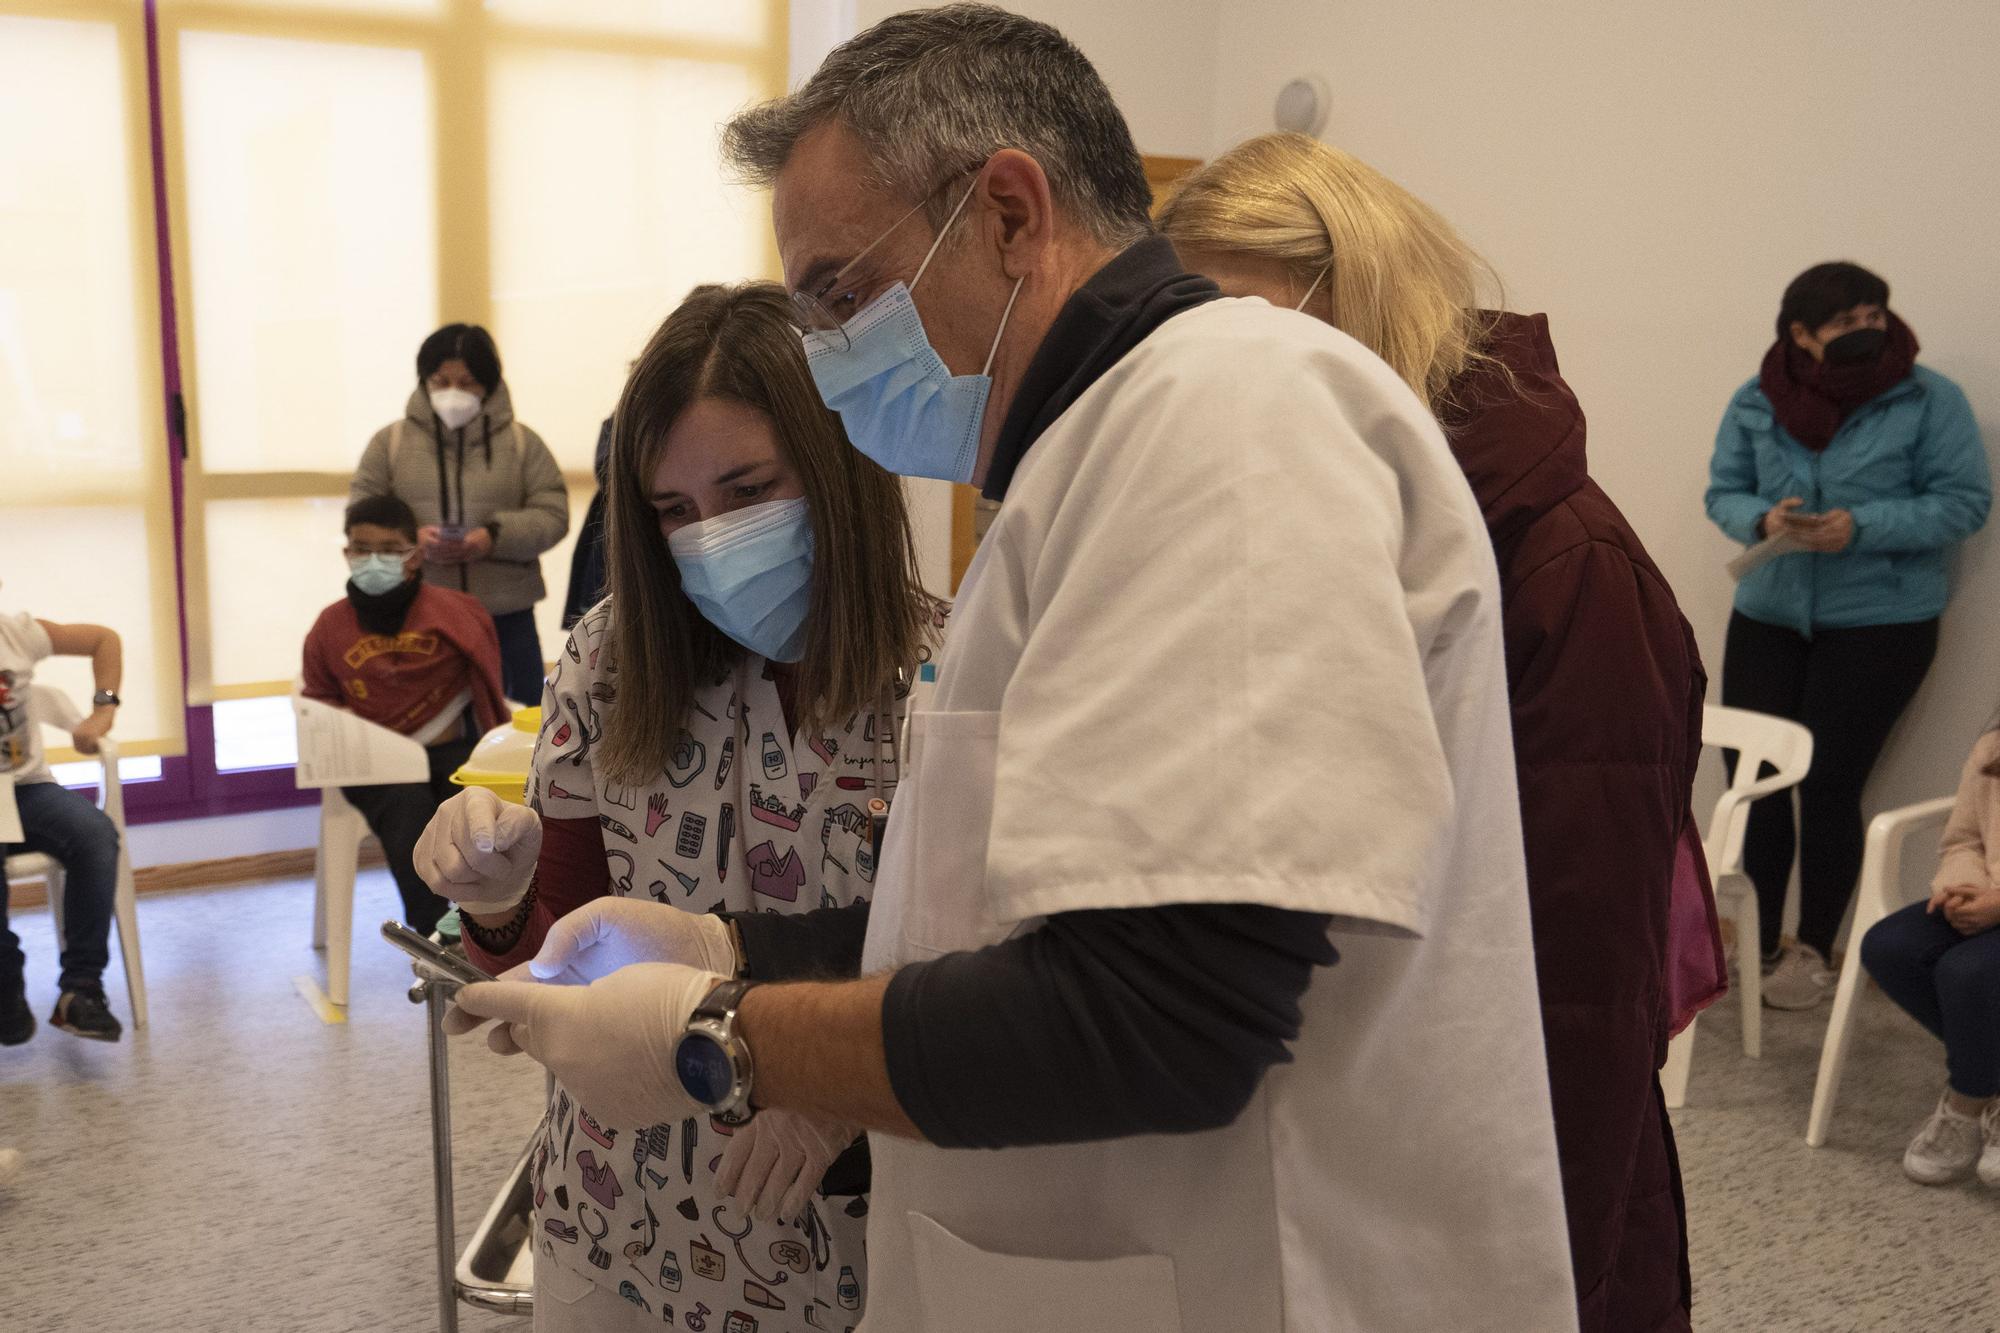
[1866,796,1956,847]
[1853,797,1957,919]
[94,735,124,828]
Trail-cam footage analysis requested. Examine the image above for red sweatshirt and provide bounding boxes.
[300,582,508,740]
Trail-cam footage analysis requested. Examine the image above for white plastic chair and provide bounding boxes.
[292,692,426,1009]
[1804,795,1956,1147]
[309,784,371,1009]
[1661,704,1814,1108]
[2,685,147,1028]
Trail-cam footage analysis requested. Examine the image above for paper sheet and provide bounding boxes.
[1726,531,1807,581]
[0,775,20,844]
[292,697,428,788]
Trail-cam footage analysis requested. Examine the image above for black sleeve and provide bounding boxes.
[882,903,1337,1149]
[727,900,873,982]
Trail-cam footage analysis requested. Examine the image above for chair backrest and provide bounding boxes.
[27,683,83,734]
[1701,703,1815,876]
[16,683,123,828]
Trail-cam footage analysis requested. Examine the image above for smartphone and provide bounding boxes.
[381,919,496,988]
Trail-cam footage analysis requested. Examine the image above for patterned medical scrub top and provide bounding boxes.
[527,600,913,1333]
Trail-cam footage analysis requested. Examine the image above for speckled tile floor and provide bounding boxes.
[5,875,1998,1333]
[0,872,546,1333]
[1676,984,2000,1331]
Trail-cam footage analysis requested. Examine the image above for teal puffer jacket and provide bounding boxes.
[1705,366,1989,633]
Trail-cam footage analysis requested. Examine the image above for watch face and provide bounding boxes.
[674,1031,733,1108]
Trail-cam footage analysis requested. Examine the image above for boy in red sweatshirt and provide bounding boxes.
[303,496,508,936]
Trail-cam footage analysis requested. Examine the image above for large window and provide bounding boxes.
[0,8,182,759]
[164,0,785,704]
[0,0,786,815]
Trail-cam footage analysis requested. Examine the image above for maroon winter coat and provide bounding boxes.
[1444,313,1706,1333]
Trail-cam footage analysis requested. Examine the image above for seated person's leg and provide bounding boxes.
[0,853,30,1044]
[1861,901,1960,1041]
[13,779,122,1040]
[340,780,451,936]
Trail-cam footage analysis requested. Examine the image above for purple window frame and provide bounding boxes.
[110,1,316,827]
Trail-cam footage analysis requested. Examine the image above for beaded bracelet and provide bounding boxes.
[461,878,538,955]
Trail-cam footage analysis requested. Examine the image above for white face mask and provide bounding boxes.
[430,386,482,431]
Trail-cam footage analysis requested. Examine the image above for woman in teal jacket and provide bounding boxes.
[1707,261,1989,1009]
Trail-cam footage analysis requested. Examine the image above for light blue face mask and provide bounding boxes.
[348,553,410,597]
[668,497,815,663]
[802,185,1025,485]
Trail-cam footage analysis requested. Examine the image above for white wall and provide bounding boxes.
[849,0,1219,157]
[124,806,320,870]
[1209,0,2000,821]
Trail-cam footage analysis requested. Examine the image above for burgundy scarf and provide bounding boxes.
[1757,312,1919,451]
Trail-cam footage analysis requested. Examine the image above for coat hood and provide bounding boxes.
[1442,311,1588,548]
[403,378,517,439]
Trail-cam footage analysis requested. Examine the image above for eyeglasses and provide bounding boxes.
[345,544,416,559]
[787,169,980,352]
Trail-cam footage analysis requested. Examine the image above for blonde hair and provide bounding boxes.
[598,283,934,783]
[1157,132,1502,413]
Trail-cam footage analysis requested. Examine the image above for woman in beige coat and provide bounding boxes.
[1860,728,2000,1187]
[350,322,568,703]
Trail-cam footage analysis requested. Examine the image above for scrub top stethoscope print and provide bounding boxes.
[523,599,929,1331]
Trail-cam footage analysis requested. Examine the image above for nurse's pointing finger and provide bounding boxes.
[452,978,546,1028]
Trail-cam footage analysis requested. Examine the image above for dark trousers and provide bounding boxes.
[1720,611,1938,958]
[1862,901,2000,1098]
[0,779,120,993]
[491,609,545,708]
[341,736,477,936]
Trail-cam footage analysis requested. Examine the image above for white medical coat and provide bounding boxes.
[858,298,1577,1332]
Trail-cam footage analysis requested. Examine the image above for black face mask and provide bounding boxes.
[1822,326,1889,365]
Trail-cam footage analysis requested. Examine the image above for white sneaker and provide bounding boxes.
[1977,1101,2000,1188]
[1904,1095,1983,1185]
[1762,942,1834,1010]
[0,1147,20,1189]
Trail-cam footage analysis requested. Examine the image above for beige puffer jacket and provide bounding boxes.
[350,382,569,615]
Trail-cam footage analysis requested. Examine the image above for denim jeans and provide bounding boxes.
[1861,900,2000,1099]
[340,736,476,937]
[491,608,545,709]
[0,779,120,994]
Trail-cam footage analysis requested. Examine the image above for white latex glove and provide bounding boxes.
[439,959,533,1038]
[715,1110,860,1224]
[413,786,541,913]
[526,896,738,986]
[449,963,724,1126]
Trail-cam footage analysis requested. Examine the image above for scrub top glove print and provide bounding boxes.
[669,497,815,663]
[526,895,739,986]
[715,1109,859,1224]
[414,786,541,914]
[450,962,726,1126]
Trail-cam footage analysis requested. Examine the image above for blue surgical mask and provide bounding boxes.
[348,553,409,596]
[803,185,1025,484]
[669,497,815,663]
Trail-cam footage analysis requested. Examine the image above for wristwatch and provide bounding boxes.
[673,978,759,1126]
[91,689,120,708]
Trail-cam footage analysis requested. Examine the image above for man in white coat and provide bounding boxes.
[446,6,1577,1329]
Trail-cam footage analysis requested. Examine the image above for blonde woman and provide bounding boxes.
[1162,133,1715,1333]
[418,283,937,1332]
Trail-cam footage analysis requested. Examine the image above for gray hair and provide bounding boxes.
[721,3,1154,248]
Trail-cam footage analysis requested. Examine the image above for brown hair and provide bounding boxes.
[1157,132,1504,414]
[597,282,933,783]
